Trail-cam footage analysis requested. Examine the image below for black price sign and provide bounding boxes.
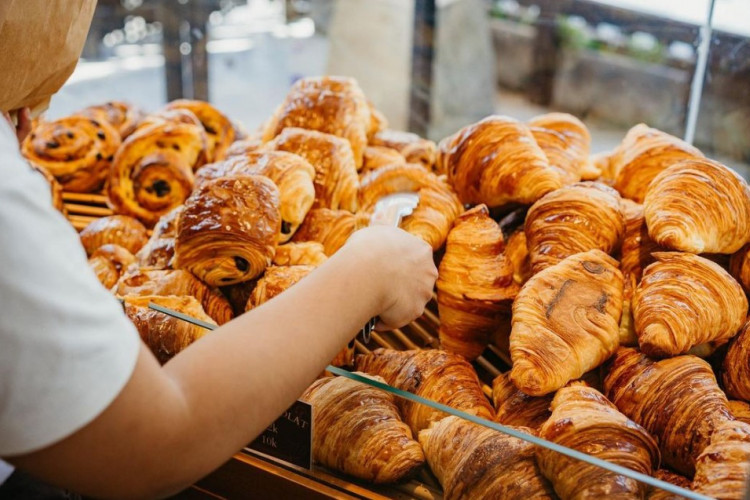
[246,400,313,470]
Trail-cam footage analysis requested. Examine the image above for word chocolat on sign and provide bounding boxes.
[247,400,313,470]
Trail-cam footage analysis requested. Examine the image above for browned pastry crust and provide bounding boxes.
[123,295,215,364]
[367,105,389,139]
[722,320,750,401]
[419,416,555,500]
[491,372,552,430]
[528,112,591,185]
[354,349,494,434]
[510,249,623,396]
[29,163,65,213]
[79,215,149,256]
[358,162,440,211]
[272,242,328,267]
[115,268,234,325]
[643,158,750,254]
[729,243,750,295]
[225,138,263,157]
[300,374,424,483]
[525,181,624,275]
[134,205,184,270]
[89,255,119,289]
[728,400,750,425]
[537,382,659,499]
[504,229,531,285]
[81,101,142,139]
[245,265,314,311]
[361,145,406,173]
[174,175,281,286]
[370,129,438,172]
[292,208,369,256]
[22,115,121,193]
[633,252,747,357]
[90,244,135,277]
[604,347,733,476]
[165,99,235,162]
[589,150,616,183]
[692,420,750,499]
[268,127,359,212]
[437,115,562,208]
[437,205,519,360]
[647,469,692,500]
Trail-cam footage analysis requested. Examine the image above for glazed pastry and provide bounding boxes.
[361,145,406,173]
[354,349,494,434]
[273,242,328,267]
[647,470,692,500]
[115,268,234,325]
[22,115,121,192]
[300,374,424,483]
[174,175,281,286]
[88,244,136,287]
[292,208,369,256]
[528,112,590,185]
[729,244,750,295]
[268,127,359,212]
[525,181,624,274]
[225,137,263,157]
[107,121,207,226]
[643,158,750,254]
[491,372,552,430]
[604,347,733,476]
[134,206,184,270]
[692,420,750,499]
[437,205,519,360]
[81,101,142,139]
[165,99,235,162]
[728,400,750,425]
[245,265,314,310]
[419,416,555,500]
[722,321,750,401]
[537,383,659,499]
[370,129,438,172]
[401,186,464,251]
[29,163,65,213]
[611,124,703,202]
[504,229,531,285]
[437,115,562,208]
[123,295,215,364]
[633,252,747,357]
[79,215,149,256]
[510,249,623,396]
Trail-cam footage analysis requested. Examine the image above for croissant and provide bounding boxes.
[79,215,149,256]
[81,101,142,139]
[589,150,616,183]
[361,145,406,173]
[510,249,623,396]
[610,124,703,202]
[123,295,215,364]
[728,400,750,425]
[195,151,316,242]
[225,137,263,157]
[525,181,624,274]
[354,349,494,434]
[367,105,389,139]
[292,208,369,256]
[644,158,750,254]
[604,347,733,476]
[165,99,235,162]
[89,244,135,289]
[437,115,562,208]
[300,374,424,483]
[268,127,359,212]
[647,470,692,500]
[692,420,750,499]
[722,320,750,401]
[370,129,438,172]
[22,115,121,193]
[272,242,328,267]
[537,383,659,499]
[358,163,440,211]
[30,163,65,213]
[419,416,555,500]
[528,112,590,185]
[89,254,119,289]
[219,280,258,318]
[401,186,464,250]
[174,175,281,286]
[437,205,519,360]
[730,244,750,295]
[115,268,234,325]
[633,252,747,357]
[491,372,552,430]
[245,265,314,311]
[134,206,184,270]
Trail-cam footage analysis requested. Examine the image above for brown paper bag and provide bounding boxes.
[0,0,97,117]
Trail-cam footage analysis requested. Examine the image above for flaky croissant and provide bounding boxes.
[174,175,281,286]
[165,99,235,162]
[370,129,438,172]
[537,382,659,499]
[525,181,624,274]
[292,208,369,256]
[437,205,519,360]
[81,101,142,139]
[491,372,552,430]
[528,112,590,185]
[438,115,562,208]
[692,420,750,499]
[419,416,555,500]
[633,252,747,357]
[361,145,407,173]
[722,320,750,401]
[354,349,494,434]
[79,215,149,256]
[728,400,750,425]
[510,249,623,396]
[647,470,692,500]
[134,206,184,270]
[604,347,733,476]
[89,244,136,289]
[358,163,439,211]
[245,265,314,311]
[300,374,424,483]
[505,229,531,285]
[730,244,750,295]
[272,242,328,267]
[644,158,750,254]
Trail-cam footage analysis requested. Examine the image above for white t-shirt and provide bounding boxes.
[0,120,140,457]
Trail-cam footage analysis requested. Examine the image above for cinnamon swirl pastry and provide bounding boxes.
[292,208,369,256]
[81,101,142,139]
[370,130,438,172]
[165,99,235,162]
[79,215,149,256]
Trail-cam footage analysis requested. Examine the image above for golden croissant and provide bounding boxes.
[722,320,750,401]
[528,112,591,185]
[537,382,659,499]
[79,215,149,257]
[692,420,750,499]
[370,129,437,172]
[510,249,623,396]
[134,206,184,270]
[437,205,519,360]
[292,208,369,256]
[604,347,733,476]
[633,252,747,357]
[89,244,136,290]
[272,242,328,267]
[246,265,314,311]
[361,145,406,173]
[491,372,552,430]
[165,99,235,162]
[647,469,692,500]
[643,158,750,254]
[419,416,555,500]
[358,163,439,211]
[728,400,750,425]
[354,349,494,434]
[81,101,142,140]
[730,244,750,295]
[504,229,531,285]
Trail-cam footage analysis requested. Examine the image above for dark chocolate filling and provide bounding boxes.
[234,256,250,272]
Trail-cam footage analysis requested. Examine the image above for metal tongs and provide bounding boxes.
[360,192,420,344]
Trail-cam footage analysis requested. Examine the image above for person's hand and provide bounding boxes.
[343,226,437,330]
[3,107,32,145]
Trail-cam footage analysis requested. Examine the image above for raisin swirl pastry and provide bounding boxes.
[134,205,184,270]
[165,99,235,162]
[292,208,370,256]
[81,101,142,139]
[370,129,438,172]
[22,115,121,192]
[88,244,136,289]
[79,215,149,256]
[692,420,750,499]
[528,112,591,185]
[174,175,281,286]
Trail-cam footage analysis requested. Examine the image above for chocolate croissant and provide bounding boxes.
[134,206,184,270]
[272,242,328,267]
[165,99,235,162]
[525,181,624,274]
[370,129,438,172]
[722,320,750,401]
[89,244,136,289]
[528,112,590,185]
[361,145,407,173]
[354,349,494,434]
[510,249,623,396]
[81,101,142,139]
[644,158,750,254]
[647,470,692,500]
[22,115,121,193]
[437,115,562,208]
[692,420,750,499]
[604,347,733,476]
[300,374,424,483]
[730,244,750,295]
[728,400,750,425]
[79,215,149,256]
[537,383,659,499]
[173,175,281,286]
[292,208,369,256]
[437,205,519,360]
[491,372,552,430]
[633,252,747,357]
[419,416,555,500]
[245,265,314,311]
